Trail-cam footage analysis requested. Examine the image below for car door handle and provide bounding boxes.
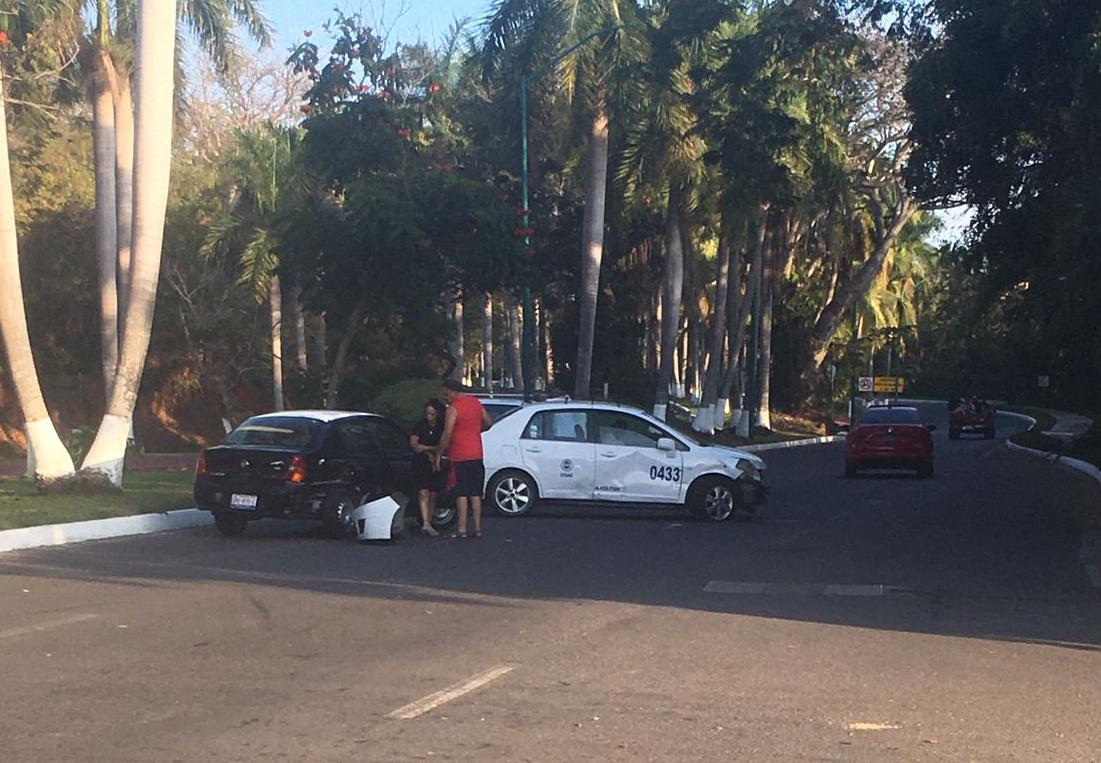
[599,452,616,459]
[524,447,543,453]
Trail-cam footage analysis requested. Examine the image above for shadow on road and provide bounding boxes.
[3,406,1100,653]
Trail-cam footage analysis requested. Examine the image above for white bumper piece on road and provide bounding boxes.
[350,496,403,541]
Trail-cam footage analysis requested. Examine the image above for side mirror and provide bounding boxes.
[657,437,676,452]
[926,424,937,432]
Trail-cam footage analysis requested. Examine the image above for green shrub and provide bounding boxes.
[370,378,446,431]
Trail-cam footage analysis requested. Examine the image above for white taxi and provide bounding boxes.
[482,401,768,522]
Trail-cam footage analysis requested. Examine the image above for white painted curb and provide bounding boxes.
[0,508,212,554]
[741,435,845,453]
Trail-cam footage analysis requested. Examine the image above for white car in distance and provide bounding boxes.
[482,401,768,522]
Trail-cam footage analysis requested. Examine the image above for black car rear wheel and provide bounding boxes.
[214,511,248,537]
[321,491,358,538]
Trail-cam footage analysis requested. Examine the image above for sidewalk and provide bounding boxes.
[1042,411,1093,445]
[0,452,198,480]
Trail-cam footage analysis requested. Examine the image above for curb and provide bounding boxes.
[0,508,212,554]
[741,435,845,453]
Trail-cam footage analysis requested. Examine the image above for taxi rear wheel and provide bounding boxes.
[688,477,738,522]
[488,471,538,517]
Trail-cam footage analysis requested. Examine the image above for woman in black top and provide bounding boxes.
[410,399,447,536]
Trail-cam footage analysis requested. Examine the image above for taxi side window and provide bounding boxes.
[594,411,667,447]
[523,411,590,442]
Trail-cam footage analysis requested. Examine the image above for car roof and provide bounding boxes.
[245,410,383,424]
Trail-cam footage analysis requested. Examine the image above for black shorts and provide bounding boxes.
[453,460,485,498]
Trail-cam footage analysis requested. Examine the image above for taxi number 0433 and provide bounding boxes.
[649,465,682,482]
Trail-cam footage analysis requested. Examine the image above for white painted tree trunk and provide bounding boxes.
[90,49,119,401]
[481,293,493,390]
[574,98,610,400]
[270,275,284,411]
[82,0,178,485]
[0,65,75,481]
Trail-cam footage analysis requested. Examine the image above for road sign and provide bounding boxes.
[873,376,905,393]
[857,377,874,393]
[1038,375,1050,389]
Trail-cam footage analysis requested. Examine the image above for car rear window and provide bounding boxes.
[858,408,922,426]
[224,417,322,449]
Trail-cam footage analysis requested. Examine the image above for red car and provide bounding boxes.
[845,405,935,478]
[949,399,995,440]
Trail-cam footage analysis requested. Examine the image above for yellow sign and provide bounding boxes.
[873,377,905,393]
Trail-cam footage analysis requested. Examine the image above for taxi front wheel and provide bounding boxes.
[488,471,538,517]
[687,476,738,522]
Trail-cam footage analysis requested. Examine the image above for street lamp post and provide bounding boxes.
[519,27,616,399]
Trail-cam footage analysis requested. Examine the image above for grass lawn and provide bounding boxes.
[0,469,194,532]
[667,409,826,447]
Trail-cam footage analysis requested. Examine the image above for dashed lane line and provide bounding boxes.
[0,613,99,640]
[703,581,896,597]
[387,664,516,720]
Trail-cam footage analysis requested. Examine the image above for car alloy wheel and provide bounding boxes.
[492,474,533,516]
[703,484,736,521]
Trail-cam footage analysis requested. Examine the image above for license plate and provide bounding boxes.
[230,494,258,510]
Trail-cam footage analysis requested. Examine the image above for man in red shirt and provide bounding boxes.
[439,379,493,538]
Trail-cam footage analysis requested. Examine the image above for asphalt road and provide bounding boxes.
[2,403,1100,761]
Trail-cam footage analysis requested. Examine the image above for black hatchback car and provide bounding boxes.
[194,411,416,537]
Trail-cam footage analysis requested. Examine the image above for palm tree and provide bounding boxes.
[483,0,645,399]
[0,0,78,481]
[81,0,179,485]
[81,0,270,404]
[202,127,304,413]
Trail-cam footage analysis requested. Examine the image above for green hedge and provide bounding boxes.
[370,378,446,431]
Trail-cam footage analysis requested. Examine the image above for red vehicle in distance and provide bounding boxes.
[948,398,995,440]
[845,405,935,478]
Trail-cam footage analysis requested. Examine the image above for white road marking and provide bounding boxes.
[387,664,516,720]
[847,722,901,731]
[824,584,888,597]
[704,581,893,597]
[0,613,99,640]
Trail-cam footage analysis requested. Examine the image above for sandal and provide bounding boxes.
[471,529,483,539]
[446,530,467,539]
[421,526,440,537]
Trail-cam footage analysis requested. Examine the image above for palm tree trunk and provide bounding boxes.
[82,0,178,485]
[289,285,307,371]
[309,312,326,370]
[0,66,75,481]
[573,97,610,400]
[113,73,134,328]
[541,301,554,388]
[448,287,465,382]
[481,293,493,391]
[269,275,284,411]
[654,194,685,421]
[693,233,731,433]
[756,237,776,431]
[90,48,119,401]
[507,294,524,394]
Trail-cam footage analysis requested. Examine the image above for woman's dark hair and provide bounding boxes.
[425,398,446,422]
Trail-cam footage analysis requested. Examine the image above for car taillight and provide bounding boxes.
[286,456,308,484]
[195,450,207,477]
